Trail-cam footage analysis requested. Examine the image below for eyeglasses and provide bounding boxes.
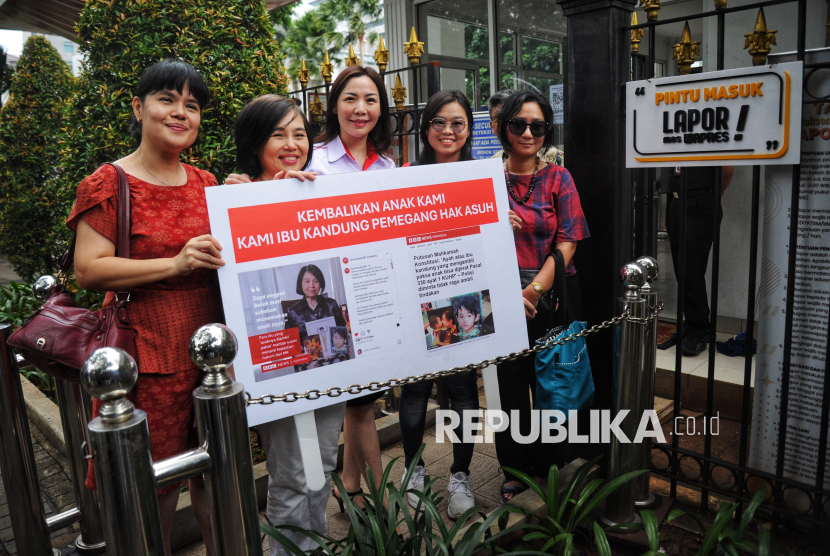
[429,118,468,133]
[507,119,548,137]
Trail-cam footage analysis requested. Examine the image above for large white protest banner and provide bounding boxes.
[206,158,528,426]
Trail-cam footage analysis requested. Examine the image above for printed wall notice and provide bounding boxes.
[752,49,830,504]
[206,159,528,425]
[626,62,803,167]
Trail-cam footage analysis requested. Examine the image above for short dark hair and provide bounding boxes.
[453,294,481,320]
[488,89,515,120]
[331,326,349,342]
[416,89,474,166]
[130,59,210,141]
[235,95,312,178]
[295,264,326,296]
[496,90,555,157]
[428,315,441,328]
[442,308,454,322]
[316,65,392,153]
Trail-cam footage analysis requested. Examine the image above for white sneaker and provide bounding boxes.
[402,465,426,509]
[447,472,475,520]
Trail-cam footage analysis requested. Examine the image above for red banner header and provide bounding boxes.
[229,179,498,263]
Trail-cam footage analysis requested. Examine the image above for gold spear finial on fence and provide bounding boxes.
[638,0,661,22]
[743,8,776,66]
[346,45,359,66]
[714,0,726,9]
[672,22,701,75]
[320,51,333,83]
[630,12,645,52]
[297,59,310,89]
[310,91,324,122]
[403,27,424,65]
[392,74,407,111]
[374,36,389,73]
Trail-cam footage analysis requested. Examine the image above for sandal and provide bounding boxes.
[332,487,365,513]
[500,481,528,503]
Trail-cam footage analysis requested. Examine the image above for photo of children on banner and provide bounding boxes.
[237,257,354,379]
[421,290,494,350]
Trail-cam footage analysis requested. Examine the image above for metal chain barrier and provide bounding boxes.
[245,302,663,405]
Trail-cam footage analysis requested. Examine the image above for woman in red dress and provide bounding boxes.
[68,59,224,556]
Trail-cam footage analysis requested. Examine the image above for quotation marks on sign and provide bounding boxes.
[766,140,780,150]
[635,87,645,96]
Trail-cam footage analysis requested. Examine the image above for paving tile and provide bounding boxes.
[381,438,447,468]
[0,526,13,542]
[479,472,509,504]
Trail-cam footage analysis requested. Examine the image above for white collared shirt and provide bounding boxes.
[306,136,396,175]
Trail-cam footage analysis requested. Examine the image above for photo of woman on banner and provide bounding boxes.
[285,263,348,369]
[229,94,343,556]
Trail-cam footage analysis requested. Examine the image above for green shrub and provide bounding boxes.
[0,36,75,282]
[55,0,290,252]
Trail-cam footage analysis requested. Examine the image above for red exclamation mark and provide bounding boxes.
[734,105,749,141]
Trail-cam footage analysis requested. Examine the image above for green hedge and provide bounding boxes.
[55,0,290,255]
[0,36,75,282]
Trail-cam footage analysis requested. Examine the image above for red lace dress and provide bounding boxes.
[67,163,224,495]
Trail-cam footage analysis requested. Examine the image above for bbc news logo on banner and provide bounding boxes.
[434,410,720,444]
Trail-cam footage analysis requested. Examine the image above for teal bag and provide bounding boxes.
[534,251,595,418]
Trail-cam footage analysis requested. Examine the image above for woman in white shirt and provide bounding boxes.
[306,65,396,514]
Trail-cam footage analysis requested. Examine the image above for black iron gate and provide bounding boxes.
[622,0,830,535]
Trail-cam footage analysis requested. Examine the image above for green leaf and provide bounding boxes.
[594,522,613,556]
[640,510,660,552]
[737,488,768,539]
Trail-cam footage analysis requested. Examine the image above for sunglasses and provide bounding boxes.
[507,119,548,137]
[429,118,468,133]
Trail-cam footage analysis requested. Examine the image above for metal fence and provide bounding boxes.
[623,0,830,534]
[287,34,441,167]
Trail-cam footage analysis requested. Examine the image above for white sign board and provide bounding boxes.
[206,159,527,426]
[625,62,803,167]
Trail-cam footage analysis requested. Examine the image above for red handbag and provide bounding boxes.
[8,164,138,382]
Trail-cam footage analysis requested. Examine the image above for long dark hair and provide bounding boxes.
[496,89,555,157]
[235,95,313,177]
[416,89,474,166]
[316,65,392,153]
[130,59,210,142]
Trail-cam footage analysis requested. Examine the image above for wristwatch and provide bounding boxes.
[530,282,544,294]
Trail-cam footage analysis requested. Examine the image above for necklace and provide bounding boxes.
[139,150,185,186]
[504,157,539,205]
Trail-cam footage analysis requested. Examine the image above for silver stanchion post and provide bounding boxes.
[634,256,659,509]
[601,262,647,527]
[190,324,261,556]
[32,275,107,553]
[54,380,107,553]
[0,324,55,556]
[82,348,166,556]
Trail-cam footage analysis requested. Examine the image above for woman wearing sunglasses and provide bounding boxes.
[494,89,589,502]
[398,89,488,521]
